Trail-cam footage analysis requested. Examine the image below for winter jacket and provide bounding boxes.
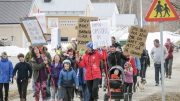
[0,58,13,83]
[13,62,32,80]
[30,55,51,82]
[79,50,106,80]
[151,46,168,64]
[107,51,128,68]
[124,69,133,83]
[111,74,119,79]
[165,42,174,59]
[140,49,150,68]
[77,68,86,86]
[25,52,32,63]
[129,56,137,75]
[51,63,63,87]
[58,68,78,87]
[135,57,141,71]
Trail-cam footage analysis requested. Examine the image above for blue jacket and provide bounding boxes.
[58,67,78,87]
[77,68,86,86]
[0,58,13,83]
[135,57,141,70]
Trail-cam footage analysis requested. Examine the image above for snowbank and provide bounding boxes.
[0,46,29,56]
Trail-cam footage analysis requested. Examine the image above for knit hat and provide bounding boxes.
[86,42,93,49]
[63,59,71,65]
[124,62,131,69]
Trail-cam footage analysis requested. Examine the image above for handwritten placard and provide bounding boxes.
[90,20,112,49]
[51,28,61,49]
[21,17,47,46]
[77,17,98,50]
[33,13,47,33]
[125,26,148,57]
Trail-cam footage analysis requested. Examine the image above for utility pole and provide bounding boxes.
[129,0,133,14]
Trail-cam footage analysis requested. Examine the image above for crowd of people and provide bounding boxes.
[0,37,175,101]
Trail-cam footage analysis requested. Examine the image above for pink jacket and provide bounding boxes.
[124,70,133,83]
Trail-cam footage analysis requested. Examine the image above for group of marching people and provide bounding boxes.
[0,37,151,101]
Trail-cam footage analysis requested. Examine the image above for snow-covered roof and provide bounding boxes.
[116,14,138,26]
[91,3,119,18]
[35,0,91,12]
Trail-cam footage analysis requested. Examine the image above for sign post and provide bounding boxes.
[145,0,179,101]
[160,22,165,101]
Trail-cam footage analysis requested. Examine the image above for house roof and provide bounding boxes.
[90,3,119,19]
[116,14,138,26]
[35,0,90,12]
[0,0,33,24]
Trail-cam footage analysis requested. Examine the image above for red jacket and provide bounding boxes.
[79,50,106,80]
[111,74,120,79]
[165,42,174,59]
[129,56,137,75]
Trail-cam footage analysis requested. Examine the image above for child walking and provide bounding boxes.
[124,62,133,101]
[58,59,78,101]
[13,53,32,101]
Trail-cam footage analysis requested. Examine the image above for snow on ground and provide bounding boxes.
[0,31,180,57]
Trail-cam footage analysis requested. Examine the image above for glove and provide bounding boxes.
[76,86,79,90]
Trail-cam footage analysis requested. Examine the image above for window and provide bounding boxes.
[61,37,68,41]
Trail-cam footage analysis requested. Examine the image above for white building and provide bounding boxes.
[0,0,33,47]
[90,3,119,30]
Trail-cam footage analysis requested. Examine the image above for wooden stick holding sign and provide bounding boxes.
[125,26,148,58]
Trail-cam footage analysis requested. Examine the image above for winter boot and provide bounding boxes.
[128,93,133,101]
[124,93,128,101]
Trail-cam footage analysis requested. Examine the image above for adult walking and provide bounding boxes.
[0,52,13,101]
[140,49,150,82]
[78,42,106,101]
[50,55,63,101]
[151,39,168,86]
[30,46,51,101]
[164,38,174,79]
[13,53,32,101]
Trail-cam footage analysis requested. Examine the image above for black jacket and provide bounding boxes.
[107,51,128,68]
[140,49,150,67]
[13,62,32,80]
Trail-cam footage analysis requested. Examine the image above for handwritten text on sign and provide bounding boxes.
[77,17,97,50]
[125,26,148,57]
[90,20,112,49]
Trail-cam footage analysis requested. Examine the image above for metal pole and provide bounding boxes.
[129,0,133,14]
[140,0,143,28]
[160,22,166,101]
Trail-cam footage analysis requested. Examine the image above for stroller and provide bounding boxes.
[104,65,125,101]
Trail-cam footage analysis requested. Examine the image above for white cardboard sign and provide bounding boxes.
[90,20,112,49]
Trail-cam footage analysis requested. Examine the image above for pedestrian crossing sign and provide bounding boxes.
[145,0,179,22]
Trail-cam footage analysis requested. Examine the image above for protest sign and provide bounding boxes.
[125,26,148,57]
[33,13,47,33]
[48,18,59,28]
[51,28,61,49]
[90,20,112,49]
[77,17,98,50]
[21,17,47,46]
